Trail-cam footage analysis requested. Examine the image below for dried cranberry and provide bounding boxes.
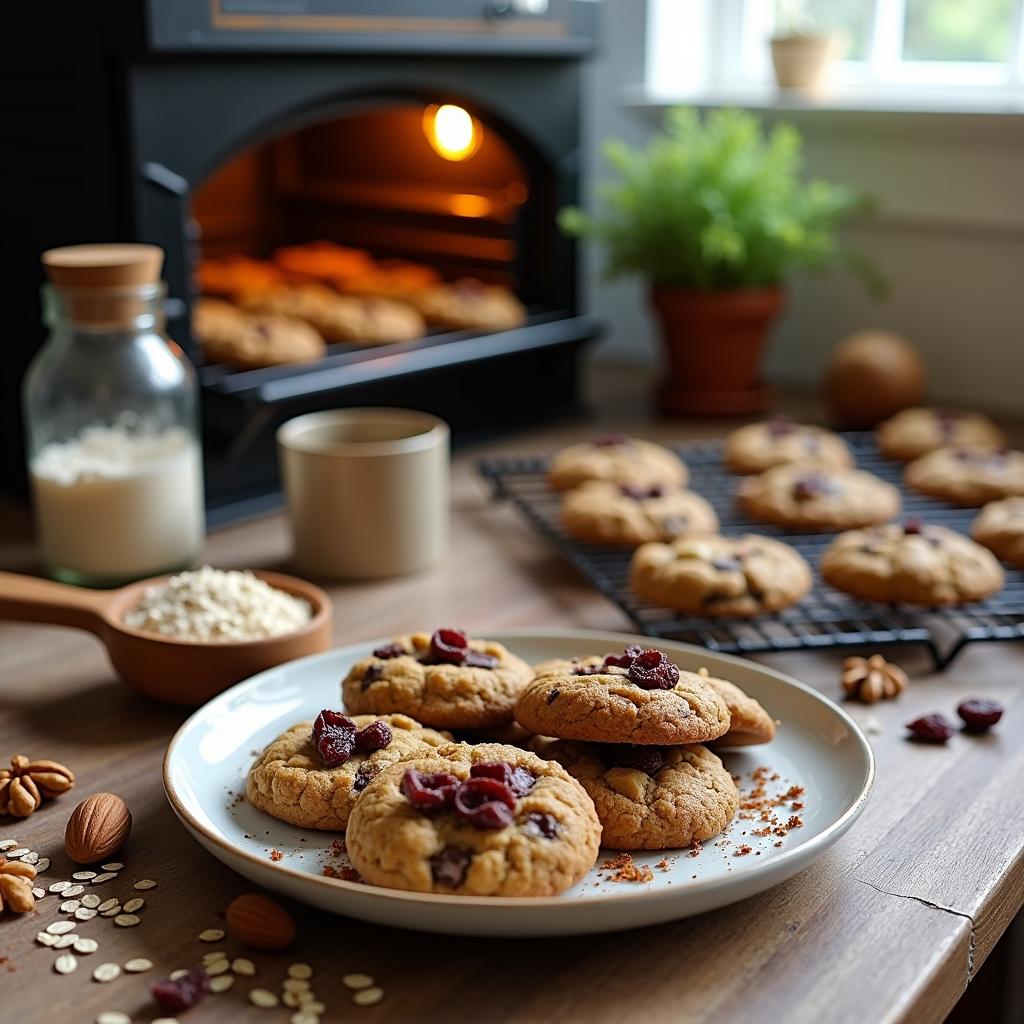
[354,720,392,753]
[906,713,955,743]
[903,518,924,535]
[767,415,794,438]
[401,768,460,811]
[429,846,471,887]
[620,484,663,500]
[592,433,628,448]
[627,649,680,690]
[957,699,1004,732]
[311,710,357,767]
[470,761,535,796]
[603,645,643,669]
[152,967,209,1012]
[361,664,383,690]
[613,746,664,775]
[454,777,516,830]
[522,812,561,839]
[372,642,405,659]
[429,628,469,665]
[464,649,499,669]
[792,472,832,501]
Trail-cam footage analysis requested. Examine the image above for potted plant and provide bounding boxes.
[770,1,842,96]
[560,107,874,415]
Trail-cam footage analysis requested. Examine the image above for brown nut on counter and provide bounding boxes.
[0,856,37,913]
[841,654,907,704]
[65,792,132,864]
[226,893,297,951]
[0,754,76,818]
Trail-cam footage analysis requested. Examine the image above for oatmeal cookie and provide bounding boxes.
[272,241,374,288]
[821,521,1005,606]
[725,417,853,474]
[904,446,1024,507]
[410,278,526,333]
[533,740,738,851]
[345,743,601,896]
[630,534,812,617]
[193,297,325,370]
[548,435,688,492]
[340,260,441,301]
[196,256,284,299]
[696,670,776,747]
[972,497,1024,568]
[876,407,1006,462]
[514,649,730,745]
[341,630,534,730]
[245,714,450,831]
[561,479,718,547]
[738,464,901,530]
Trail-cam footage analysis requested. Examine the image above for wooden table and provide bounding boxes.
[2,394,1023,1024]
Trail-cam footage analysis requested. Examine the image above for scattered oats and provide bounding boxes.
[49,881,71,893]
[73,870,97,881]
[201,954,228,968]
[36,932,59,947]
[54,953,78,974]
[101,863,123,872]
[287,963,314,980]
[249,988,279,1008]
[62,884,86,898]
[301,1000,326,1014]
[114,914,141,927]
[98,898,119,912]
[133,879,157,890]
[60,899,81,914]
[93,962,121,983]
[22,851,40,865]
[353,987,384,1007]
[82,894,102,909]
[47,921,77,935]
[6,847,29,858]
[231,958,255,976]
[92,872,118,885]
[0,839,17,850]
[74,938,99,955]
[342,973,374,990]
[32,886,46,899]
[100,905,122,918]
[124,958,153,973]
[35,857,50,872]
[198,928,225,942]
[291,1014,319,1024]
[55,934,80,949]
[123,897,145,913]
[204,959,230,976]
[283,978,311,993]
[169,969,190,980]
[76,908,99,921]
[96,1013,131,1024]
[209,975,235,994]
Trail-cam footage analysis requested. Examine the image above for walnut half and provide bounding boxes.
[0,754,76,818]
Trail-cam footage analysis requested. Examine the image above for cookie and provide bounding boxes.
[196,257,284,298]
[410,278,526,333]
[193,297,325,370]
[514,648,730,745]
[548,435,688,492]
[344,742,601,896]
[821,521,1005,606]
[904,446,1024,507]
[738,464,901,530]
[630,534,812,617]
[876,407,1006,461]
[245,714,450,831]
[273,241,374,288]
[972,497,1024,568]
[341,259,441,301]
[341,629,534,730]
[533,740,738,851]
[696,670,775,747]
[561,479,718,547]
[725,417,853,474]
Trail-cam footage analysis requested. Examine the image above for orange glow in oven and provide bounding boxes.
[423,104,481,161]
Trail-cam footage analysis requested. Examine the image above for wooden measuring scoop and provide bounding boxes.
[0,569,332,706]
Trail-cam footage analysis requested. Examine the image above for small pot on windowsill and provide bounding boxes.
[770,32,841,97]
[649,284,784,416]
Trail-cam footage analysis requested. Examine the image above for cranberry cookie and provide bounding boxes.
[548,435,688,492]
[514,648,730,745]
[696,669,775,747]
[342,629,534,730]
[739,464,900,530]
[561,480,718,547]
[410,278,526,332]
[534,740,738,850]
[193,297,325,369]
[725,416,853,475]
[972,497,1024,568]
[905,446,1024,507]
[876,407,1006,461]
[630,534,812,617]
[345,743,601,896]
[246,712,450,830]
[821,520,1005,605]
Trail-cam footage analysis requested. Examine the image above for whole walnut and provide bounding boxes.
[825,330,926,428]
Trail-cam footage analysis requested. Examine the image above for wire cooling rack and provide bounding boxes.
[479,433,1024,670]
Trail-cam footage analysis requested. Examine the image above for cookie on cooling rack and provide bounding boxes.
[972,497,1024,568]
[725,416,853,474]
[905,446,1024,507]
[876,407,1006,462]
[548,435,688,492]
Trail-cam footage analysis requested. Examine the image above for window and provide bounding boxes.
[647,0,1024,104]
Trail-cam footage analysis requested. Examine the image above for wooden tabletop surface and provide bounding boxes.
[1,386,1023,1024]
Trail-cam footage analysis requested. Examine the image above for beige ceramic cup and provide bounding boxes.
[277,408,449,579]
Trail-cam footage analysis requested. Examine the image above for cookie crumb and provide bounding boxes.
[269,849,283,862]
[734,845,753,857]
[600,853,653,883]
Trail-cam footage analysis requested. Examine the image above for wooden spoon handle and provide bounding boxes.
[0,571,113,636]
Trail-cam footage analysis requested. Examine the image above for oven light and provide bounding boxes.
[424,104,481,161]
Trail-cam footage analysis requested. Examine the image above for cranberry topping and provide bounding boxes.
[905,713,955,743]
[620,484,663,500]
[792,471,833,501]
[311,709,358,767]
[471,761,535,796]
[401,768,460,811]
[152,967,209,1012]
[603,645,644,669]
[361,664,383,690]
[592,433,628,448]
[522,812,561,840]
[613,746,664,775]
[454,777,516,830]
[429,846,471,887]
[429,627,469,664]
[903,518,924,535]
[465,649,499,669]
[353,720,392,753]
[957,699,1003,732]
[627,649,680,690]
[766,415,794,438]
[372,642,405,659]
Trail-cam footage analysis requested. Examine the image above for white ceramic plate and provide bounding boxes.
[164,629,873,937]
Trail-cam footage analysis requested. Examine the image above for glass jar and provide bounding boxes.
[23,244,205,587]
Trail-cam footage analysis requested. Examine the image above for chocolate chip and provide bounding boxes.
[546,688,560,704]
[361,664,383,690]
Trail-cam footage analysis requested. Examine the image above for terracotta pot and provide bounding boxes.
[770,33,840,96]
[649,285,784,416]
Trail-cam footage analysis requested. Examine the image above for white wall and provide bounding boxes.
[580,2,1024,416]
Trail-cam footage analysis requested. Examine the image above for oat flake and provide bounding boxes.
[123,897,145,913]
[231,958,256,976]
[54,953,78,974]
[169,969,190,981]
[97,898,119,912]
[205,959,230,976]
[36,932,58,947]
[62,884,86,898]
[113,913,141,927]
[353,987,384,1007]
[32,886,45,899]
[0,839,17,850]
[133,879,157,890]
[55,934,79,949]
[60,899,81,913]
[47,921,77,935]
[72,870,97,881]
[124,958,153,973]
[101,862,124,871]
[96,1013,131,1024]
[249,988,279,1008]
[22,851,39,865]
[49,881,71,893]
[92,872,118,884]
[74,938,99,955]
[35,857,50,872]
[82,894,101,909]
[198,928,225,942]
[93,962,121,983]
[287,963,313,980]
[209,975,235,994]
[342,973,374,990]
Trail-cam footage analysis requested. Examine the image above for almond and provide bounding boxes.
[226,893,296,951]
[64,793,132,864]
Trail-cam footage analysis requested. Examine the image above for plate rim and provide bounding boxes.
[163,627,875,909]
